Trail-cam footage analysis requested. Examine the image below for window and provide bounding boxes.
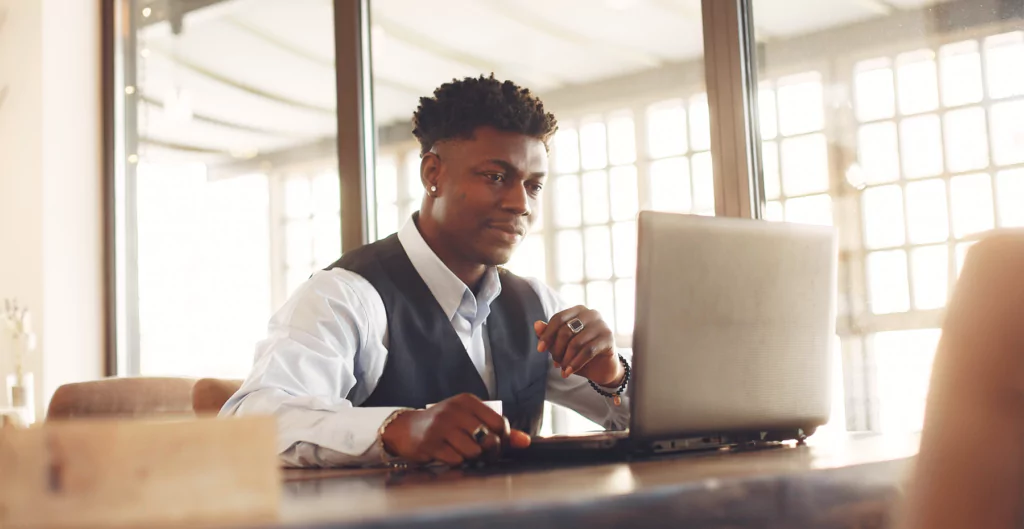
[369,0,710,433]
[112,0,340,377]
[752,1,1024,431]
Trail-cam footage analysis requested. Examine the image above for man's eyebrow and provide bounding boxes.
[481,159,547,177]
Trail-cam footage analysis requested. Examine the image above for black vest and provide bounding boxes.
[325,234,549,435]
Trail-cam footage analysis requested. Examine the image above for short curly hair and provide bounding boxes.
[412,74,558,155]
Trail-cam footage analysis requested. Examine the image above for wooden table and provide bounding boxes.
[265,432,918,529]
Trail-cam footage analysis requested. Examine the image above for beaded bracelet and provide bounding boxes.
[588,354,630,406]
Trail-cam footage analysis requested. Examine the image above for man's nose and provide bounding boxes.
[501,183,531,216]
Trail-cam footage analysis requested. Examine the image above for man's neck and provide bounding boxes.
[414,215,487,291]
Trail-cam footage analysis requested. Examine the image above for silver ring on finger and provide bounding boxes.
[567,317,586,335]
[472,424,490,444]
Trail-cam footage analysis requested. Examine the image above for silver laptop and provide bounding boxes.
[520,211,837,458]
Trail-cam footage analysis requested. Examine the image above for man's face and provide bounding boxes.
[424,126,548,266]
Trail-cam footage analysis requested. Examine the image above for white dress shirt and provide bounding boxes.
[220,217,631,467]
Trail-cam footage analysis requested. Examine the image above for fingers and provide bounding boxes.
[433,444,465,466]
[451,394,507,433]
[564,336,615,378]
[536,306,585,352]
[508,430,532,449]
[445,430,484,460]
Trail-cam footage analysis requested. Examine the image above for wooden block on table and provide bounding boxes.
[0,416,280,528]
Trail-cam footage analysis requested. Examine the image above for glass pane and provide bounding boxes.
[285,177,312,220]
[867,250,910,314]
[943,107,989,173]
[646,100,688,159]
[997,169,1024,227]
[612,221,637,278]
[950,173,995,238]
[956,241,976,278]
[554,175,582,228]
[580,119,609,171]
[777,72,824,135]
[855,61,896,122]
[313,214,342,266]
[556,230,584,283]
[285,220,312,268]
[990,100,1024,166]
[896,49,938,115]
[614,279,635,337]
[506,234,546,280]
[691,152,715,216]
[586,281,616,335]
[375,155,399,205]
[911,245,949,310]
[553,128,581,175]
[376,203,399,241]
[900,114,944,179]
[607,112,637,166]
[584,227,613,280]
[405,149,424,204]
[857,122,900,185]
[762,141,781,200]
[286,265,312,299]
[780,134,829,196]
[940,40,984,107]
[758,84,778,140]
[609,166,639,221]
[785,194,833,226]
[559,284,586,308]
[689,94,711,152]
[904,179,949,245]
[765,200,784,222]
[874,329,942,433]
[985,32,1024,99]
[312,172,340,216]
[581,171,610,225]
[649,157,692,213]
[862,185,906,249]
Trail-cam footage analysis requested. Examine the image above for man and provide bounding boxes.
[221,75,630,467]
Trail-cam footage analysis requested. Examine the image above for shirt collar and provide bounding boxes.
[396,215,502,324]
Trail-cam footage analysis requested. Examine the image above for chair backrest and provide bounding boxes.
[900,230,1024,529]
[46,377,197,420]
[191,378,243,416]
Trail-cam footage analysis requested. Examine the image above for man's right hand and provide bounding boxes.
[380,393,532,465]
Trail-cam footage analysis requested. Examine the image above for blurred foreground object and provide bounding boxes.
[901,230,1024,529]
[0,416,279,528]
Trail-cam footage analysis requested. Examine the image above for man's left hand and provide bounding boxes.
[534,306,624,387]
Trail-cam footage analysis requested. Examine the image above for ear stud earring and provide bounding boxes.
[429,185,437,194]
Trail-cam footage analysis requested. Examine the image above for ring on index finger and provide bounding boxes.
[567,317,586,335]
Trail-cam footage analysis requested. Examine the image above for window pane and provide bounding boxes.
[614,279,635,337]
[612,221,637,278]
[990,100,1024,166]
[553,128,581,174]
[867,250,910,314]
[691,152,715,216]
[646,100,688,158]
[857,122,900,185]
[556,230,584,283]
[286,265,312,299]
[584,227,613,280]
[956,241,976,278]
[689,94,711,152]
[997,169,1024,227]
[940,40,983,107]
[765,200,784,222]
[896,50,938,115]
[285,177,312,220]
[375,156,399,206]
[586,281,616,335]
[905,179,949,245]
[985,32,1024,99]
[285,220,313,268]
[608,112,637,166]
[582,171,610,225]
[777,72,824,135]
[900,115,944,179]
[911,245,949,310]
[650,157,692,213]
[758,84,778,140]
[874,329,941,433]
[762,141,781,200]
[506,234,546,280]
[855,61,896,122]
[312,172,340,216]
[785,194,832,226]
[780,134,829,196]
[313,214,341,265]
[609,166,639,221]
[950,173,995,238]
[554,175,582,228]
[405,150,423,204]
[943,107,989,173]
[862,185,906,249]
[580,119,609,170]
[560,284,585,308]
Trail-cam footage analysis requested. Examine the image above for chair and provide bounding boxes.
[191,378,243,415]
[46,377,198,420]
[900,230,1024,529]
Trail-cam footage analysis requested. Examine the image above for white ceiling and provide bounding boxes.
[135,0,941,168]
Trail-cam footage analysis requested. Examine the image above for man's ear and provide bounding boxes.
[421,152,441,196]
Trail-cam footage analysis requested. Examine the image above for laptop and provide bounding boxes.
[513,210,838,461]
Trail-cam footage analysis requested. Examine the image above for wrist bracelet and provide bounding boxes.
[588,354,630,406]
[377,408,414,467]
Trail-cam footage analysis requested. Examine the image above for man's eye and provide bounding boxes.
[527,183,544,194]
[485,173,505,183]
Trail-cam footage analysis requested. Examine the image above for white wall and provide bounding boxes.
[0,0,104,419]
